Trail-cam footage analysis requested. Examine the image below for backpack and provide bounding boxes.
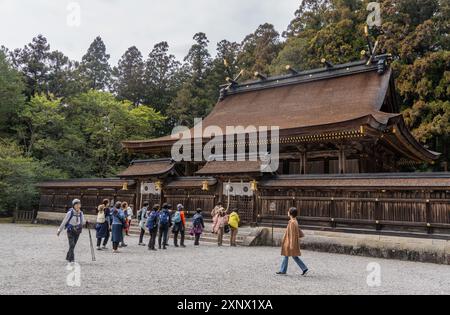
[146,211,158,230]
[172,211,181,224]
[97,211,106,224]
[159,210,170,226]
[65,209,83,233]
[193,214,202,226]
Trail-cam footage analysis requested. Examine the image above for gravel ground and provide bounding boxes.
[0,224,449,295]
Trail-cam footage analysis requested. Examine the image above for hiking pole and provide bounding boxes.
[87,221,96,262]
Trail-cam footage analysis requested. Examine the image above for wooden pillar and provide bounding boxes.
[136,179,142,211]
[324,157,330,174]
[338,146,346,174]
[300,151,307,175]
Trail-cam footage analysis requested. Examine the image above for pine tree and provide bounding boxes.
[0,51,25,135]
[167,33,213,127]
[113,46,145,106]
[143,42,181,114]
[238,23,282,79]
[80,36,112,91]
[10,34,51,97]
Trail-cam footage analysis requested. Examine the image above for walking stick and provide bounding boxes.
[87,221,96,262]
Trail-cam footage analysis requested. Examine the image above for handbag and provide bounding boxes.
[224,224,230,234]
[299,228,305,239]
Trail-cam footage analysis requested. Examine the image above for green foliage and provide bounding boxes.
[0,140,65,215]
[0,0,448,204]
[0,51,25,135]
[79,36,112,91]
[113,46,145,106]
[238,23,282,78]
[17,91,165,178]
[166,33,215,127]
[143,42,181,116]
[271,0,449,165]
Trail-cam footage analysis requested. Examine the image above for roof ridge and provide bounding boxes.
[220,55,391,100]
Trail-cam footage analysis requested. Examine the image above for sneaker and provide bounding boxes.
[97,247,102,251]
[302,269,309,276]
[163,246,167,250]
[276,272,286,275]
[102,246,108,250]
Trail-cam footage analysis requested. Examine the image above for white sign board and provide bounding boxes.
[141,182,159,195]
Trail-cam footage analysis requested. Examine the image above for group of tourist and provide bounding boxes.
[57,199,308,276]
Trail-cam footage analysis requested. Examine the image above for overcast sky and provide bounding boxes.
[0,0,300,65]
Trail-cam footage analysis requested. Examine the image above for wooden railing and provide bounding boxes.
[13,210,36,223]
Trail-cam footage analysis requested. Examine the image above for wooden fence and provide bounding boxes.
[38,173,450,238]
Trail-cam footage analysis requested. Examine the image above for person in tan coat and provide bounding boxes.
[276,207,309,276]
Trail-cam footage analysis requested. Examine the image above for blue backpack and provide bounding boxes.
[159,210,170,226]
[65,209,83,232]
[146,211,158,230]
[172,211,181,224]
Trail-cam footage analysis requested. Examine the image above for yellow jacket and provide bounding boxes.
[228,212,240,229]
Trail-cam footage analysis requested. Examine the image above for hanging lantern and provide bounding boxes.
[122,182,128,191]
[155,180,163,192]
[202,180,209,191]
[250,180,258,192]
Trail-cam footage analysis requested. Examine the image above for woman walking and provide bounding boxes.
[121,202,130,247]
[191,208,205,246]
[211,202,224,234]
[228,208,240,247]
[138,202,150,246]
[276,207,309,276]
[147,204,160,251]
[95,204,110,250]
[217,209,229,247]
[172,204,186,248]
[57,199,84,263]
[111,201,125,253]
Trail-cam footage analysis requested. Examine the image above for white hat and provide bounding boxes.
[72,199,81,206]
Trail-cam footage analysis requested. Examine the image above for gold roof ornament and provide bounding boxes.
[155,180,162,192]
[250,180,258,192]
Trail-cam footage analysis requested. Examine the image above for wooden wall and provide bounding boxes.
[39,188,136,215]
[38,176,450,238]
[257,187,450,236]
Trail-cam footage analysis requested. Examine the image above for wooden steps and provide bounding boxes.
[128,223,251,246]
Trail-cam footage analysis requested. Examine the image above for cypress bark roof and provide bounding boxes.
[118,159,175,178]
[122,59,439,162]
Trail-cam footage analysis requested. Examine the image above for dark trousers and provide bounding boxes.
[148,228,157,249]
[96,231,110,247]
[66,230,80,262]
[173,227,185,246]
[158,225,169,248]
[139,228,146,244]
[194,233,201,246]
[217,226,224,246]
